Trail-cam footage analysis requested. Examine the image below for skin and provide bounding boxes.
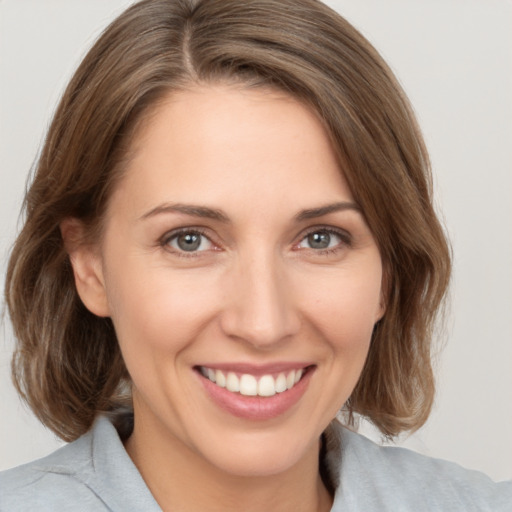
[65,84,385,512]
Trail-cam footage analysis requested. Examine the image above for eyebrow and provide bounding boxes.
[140,200,361,223]
[140,203,230,222]
[294,201,361,221]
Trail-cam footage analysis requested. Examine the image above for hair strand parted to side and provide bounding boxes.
[5,0,450,441]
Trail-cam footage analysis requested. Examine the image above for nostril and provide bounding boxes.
[219,304,301,349]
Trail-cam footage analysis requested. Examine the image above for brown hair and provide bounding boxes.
[5,0,450,441]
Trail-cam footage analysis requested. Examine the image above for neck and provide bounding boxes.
[124,411,333,512]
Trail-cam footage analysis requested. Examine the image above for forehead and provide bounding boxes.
[109,84,353,218]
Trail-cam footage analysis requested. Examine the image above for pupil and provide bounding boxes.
[177,233,201,251]
[308,232,330,249]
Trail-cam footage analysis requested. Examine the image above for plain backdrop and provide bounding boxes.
[1,0,511,481]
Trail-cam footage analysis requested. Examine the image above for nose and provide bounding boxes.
[219,250,301,349]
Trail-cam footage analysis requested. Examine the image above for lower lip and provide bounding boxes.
[198,368,314,421]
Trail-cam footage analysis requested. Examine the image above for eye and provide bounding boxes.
[164,230,213,253]
[297,228,349,251]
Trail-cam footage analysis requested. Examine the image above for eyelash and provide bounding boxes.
[159,227,214,258]
[296,226,352,256]
[159,226,352,258]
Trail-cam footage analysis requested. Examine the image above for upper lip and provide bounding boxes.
[195,362,314,377]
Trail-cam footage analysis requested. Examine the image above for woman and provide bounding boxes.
[1,0,510,510]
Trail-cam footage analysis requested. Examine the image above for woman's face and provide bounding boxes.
[76,85,384,477]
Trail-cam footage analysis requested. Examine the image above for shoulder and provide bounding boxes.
[329,423,512,511]
[0,415,160,512]
[0,431,107,511]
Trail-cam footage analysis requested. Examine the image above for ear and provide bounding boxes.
[375,264,389,323]
[60,218,110,317]
[376,295,386,323]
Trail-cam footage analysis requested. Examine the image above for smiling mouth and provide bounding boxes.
[197,366,311,397]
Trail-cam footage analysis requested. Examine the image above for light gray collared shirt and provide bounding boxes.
[1,416,511,511]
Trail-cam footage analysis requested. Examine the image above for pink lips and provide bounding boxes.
[197,364,314,421]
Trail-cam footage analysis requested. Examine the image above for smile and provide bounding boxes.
[198,366,306,397]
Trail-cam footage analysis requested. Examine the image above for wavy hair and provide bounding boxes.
[5,0,451,441]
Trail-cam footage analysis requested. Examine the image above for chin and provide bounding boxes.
[205,438,314,478]
[186,420,323,479]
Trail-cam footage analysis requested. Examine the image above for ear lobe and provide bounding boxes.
[60,218,110,317]
[376,296,386,323]
[376,266,389,323]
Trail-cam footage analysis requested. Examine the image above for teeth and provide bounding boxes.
[275,373,287,393]
[258,375,276,397]
[286,371,296,390]
[240,374,258,396]
[215,369,226,387]
[226,372,240,393]
[201,367,305,397]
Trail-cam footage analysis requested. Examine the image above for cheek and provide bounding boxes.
[104,267,223,419]
[103,243,382,365]
[114,279,215,351]
[298,264,383,351]
[104,262,222,357]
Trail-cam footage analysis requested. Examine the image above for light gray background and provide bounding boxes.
[1,0,511,481]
